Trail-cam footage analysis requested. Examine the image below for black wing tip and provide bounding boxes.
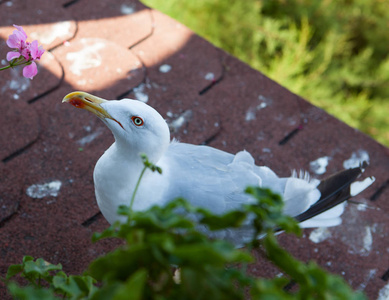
[360,160,368,171]
[296,161,370,223]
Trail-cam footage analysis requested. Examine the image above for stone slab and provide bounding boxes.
[0,0,77,50]
[132,10,224,95]
[0,98,40,161]
[64,0,153,48]
[52,37,144,96]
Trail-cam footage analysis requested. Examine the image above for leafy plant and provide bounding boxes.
[3,157,365,299]
[4,256,97,299]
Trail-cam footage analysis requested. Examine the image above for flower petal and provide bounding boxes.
[29,40,45,61]
[6,51,21,61]
[6,33,20,49]
[21,47,30,60]
[23,62,37,79]
[13,24,28,40]
[6,25,28,50]
[36,45,45,60]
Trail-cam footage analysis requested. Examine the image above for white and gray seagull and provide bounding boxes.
[63,91,373,244]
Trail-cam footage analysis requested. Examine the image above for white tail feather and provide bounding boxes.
[299,202,346,228]
[350,176,375,196]
[283,177,321,217]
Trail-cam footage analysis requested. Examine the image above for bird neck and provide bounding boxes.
[110,141,146,172]
[94,141,147,210]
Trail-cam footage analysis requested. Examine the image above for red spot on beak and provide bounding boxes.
[69,98,85,108]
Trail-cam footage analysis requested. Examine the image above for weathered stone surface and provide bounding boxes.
[0,167,21,226]
[0,0,77,50]
[132,10,224,95]
[64,0,153,48]
[0,97,40,161]
[52,37,143,96]
[0,1,388,299]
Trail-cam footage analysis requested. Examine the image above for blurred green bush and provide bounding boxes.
[142,0,389,146]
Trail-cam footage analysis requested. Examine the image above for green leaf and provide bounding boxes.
[179,267,245,300]
[199,210,247,230]
[173,241,252,267]
[5,264,24,280]
[7,282,56,300]
[6,256,63,287]
[141,153,162,174]
[112,269,147,300]
[245,187,301,236]
[22,256,35,263]
[262,231,367,299]
[53,272,97,298]
[252,278,293,300]
[92,221,121,242]
[263,232,307,284]
[88,246,149,282]
[24,258,62,278]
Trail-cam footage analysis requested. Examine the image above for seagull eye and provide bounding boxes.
[131,116,144,126]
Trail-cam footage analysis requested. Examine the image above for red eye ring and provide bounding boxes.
[131,116,144,126]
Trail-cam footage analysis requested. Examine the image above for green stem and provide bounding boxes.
[0,57,31,72]
[129,166,147,213]
[0,65,12,71]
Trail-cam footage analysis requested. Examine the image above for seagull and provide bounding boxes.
[63,91,374,244]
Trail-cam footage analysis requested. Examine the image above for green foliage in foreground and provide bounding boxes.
[4,194,364,299]
[3,159,365,299]
[141,0,389,146]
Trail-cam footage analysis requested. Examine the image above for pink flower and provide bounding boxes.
[23,62,38,79]
[29,40,45,61]
[6,25,27,50]
[3,24,45,79]
[6,51,21,61]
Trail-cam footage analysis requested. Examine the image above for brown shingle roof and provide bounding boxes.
[0,1,388,298]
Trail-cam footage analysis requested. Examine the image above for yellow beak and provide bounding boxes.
[62,91,112,118]
[63,91,124,129]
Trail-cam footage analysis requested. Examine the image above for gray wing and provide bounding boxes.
[161,142,262,214]
[161,142,322,218]
[159,141,363,246]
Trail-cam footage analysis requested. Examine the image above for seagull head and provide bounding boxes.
[63,91,170,163]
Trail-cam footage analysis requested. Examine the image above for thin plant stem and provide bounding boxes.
[129,166,147,213]
[0,58,32,72]
[0,65,12,71]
